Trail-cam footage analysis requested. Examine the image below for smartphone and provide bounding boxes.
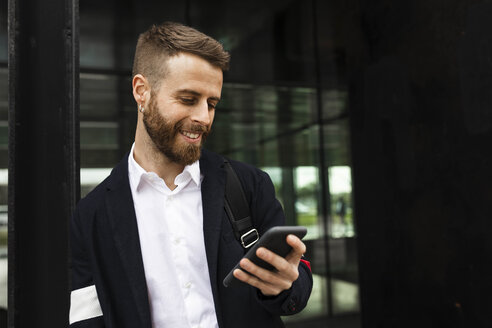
[223,226,307,287]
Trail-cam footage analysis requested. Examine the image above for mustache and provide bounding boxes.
[175,121,210,134]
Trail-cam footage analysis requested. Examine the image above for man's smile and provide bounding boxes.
[181,130,200,139]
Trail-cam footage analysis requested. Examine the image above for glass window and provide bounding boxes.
[323,120,359,316]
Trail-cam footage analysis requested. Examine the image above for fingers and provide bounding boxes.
[233,233,307,297]
[255,247,297,278]
[239,247,299,283]
[286,234,306,259]
[233,268,281,296]
[250,235,306,277]
[233,260,292,296]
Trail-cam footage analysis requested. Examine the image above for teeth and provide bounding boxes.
[183,131,199,139]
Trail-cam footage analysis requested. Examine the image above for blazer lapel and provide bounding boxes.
[105,155,151,328]
[200,150,226,323]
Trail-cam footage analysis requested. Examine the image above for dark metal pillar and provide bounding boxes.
[312,0,334,317]
[114,0,136,159]
[8,0,79,326]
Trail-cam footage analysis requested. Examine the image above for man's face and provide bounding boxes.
[143,53,223,166]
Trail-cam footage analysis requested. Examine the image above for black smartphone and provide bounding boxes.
[223,226,307,287]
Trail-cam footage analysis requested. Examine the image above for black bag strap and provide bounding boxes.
[223,159,259,249]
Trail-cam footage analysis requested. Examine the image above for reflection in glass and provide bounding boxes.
[295,166,320,239]
[208,83,317,155]
[328,166,354,238]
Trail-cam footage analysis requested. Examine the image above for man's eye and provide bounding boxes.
[208,103,217,110]
[181,98,196,104]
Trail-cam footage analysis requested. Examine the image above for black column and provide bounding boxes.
[348,1,492,327]
[8,0,79,327]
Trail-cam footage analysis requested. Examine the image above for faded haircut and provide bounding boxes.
[132,21,230,88]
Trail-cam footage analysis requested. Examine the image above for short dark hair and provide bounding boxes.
[132,22,230,88]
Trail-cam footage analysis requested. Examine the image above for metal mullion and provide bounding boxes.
[8,0,79,326]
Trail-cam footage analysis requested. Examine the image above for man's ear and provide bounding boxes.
[132,74,150,106]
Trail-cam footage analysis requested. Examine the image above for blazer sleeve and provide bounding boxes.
[249,170,313,316]
[69,207,106,328]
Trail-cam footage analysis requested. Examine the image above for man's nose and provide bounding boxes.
[191,101,212,126]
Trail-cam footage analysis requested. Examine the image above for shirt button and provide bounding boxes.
[173,238,181,245]
[167,195,174,202]
[184,282,192,289]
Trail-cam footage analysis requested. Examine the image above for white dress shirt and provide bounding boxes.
[128,144,219,328]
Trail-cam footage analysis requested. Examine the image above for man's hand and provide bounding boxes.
[233,234,306,296]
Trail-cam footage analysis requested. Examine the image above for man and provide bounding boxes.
[69,22,312,328]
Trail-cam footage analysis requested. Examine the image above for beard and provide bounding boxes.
[143,94,209,166]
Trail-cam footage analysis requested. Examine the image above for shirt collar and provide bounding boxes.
[128,143,147,192]
[179,160,201,187]
[128,143,202,192]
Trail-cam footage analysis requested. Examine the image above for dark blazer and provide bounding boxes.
[70,149,313,328]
